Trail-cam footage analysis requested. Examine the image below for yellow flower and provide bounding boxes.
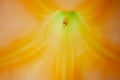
[0,0,120,80]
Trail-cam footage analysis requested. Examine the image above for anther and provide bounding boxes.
[63,17,69,28]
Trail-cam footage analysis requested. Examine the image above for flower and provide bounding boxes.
[0,0,120,80]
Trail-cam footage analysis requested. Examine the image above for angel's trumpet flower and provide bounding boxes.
[0,0,120,80]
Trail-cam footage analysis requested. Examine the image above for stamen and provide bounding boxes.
[63,17,69,28]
